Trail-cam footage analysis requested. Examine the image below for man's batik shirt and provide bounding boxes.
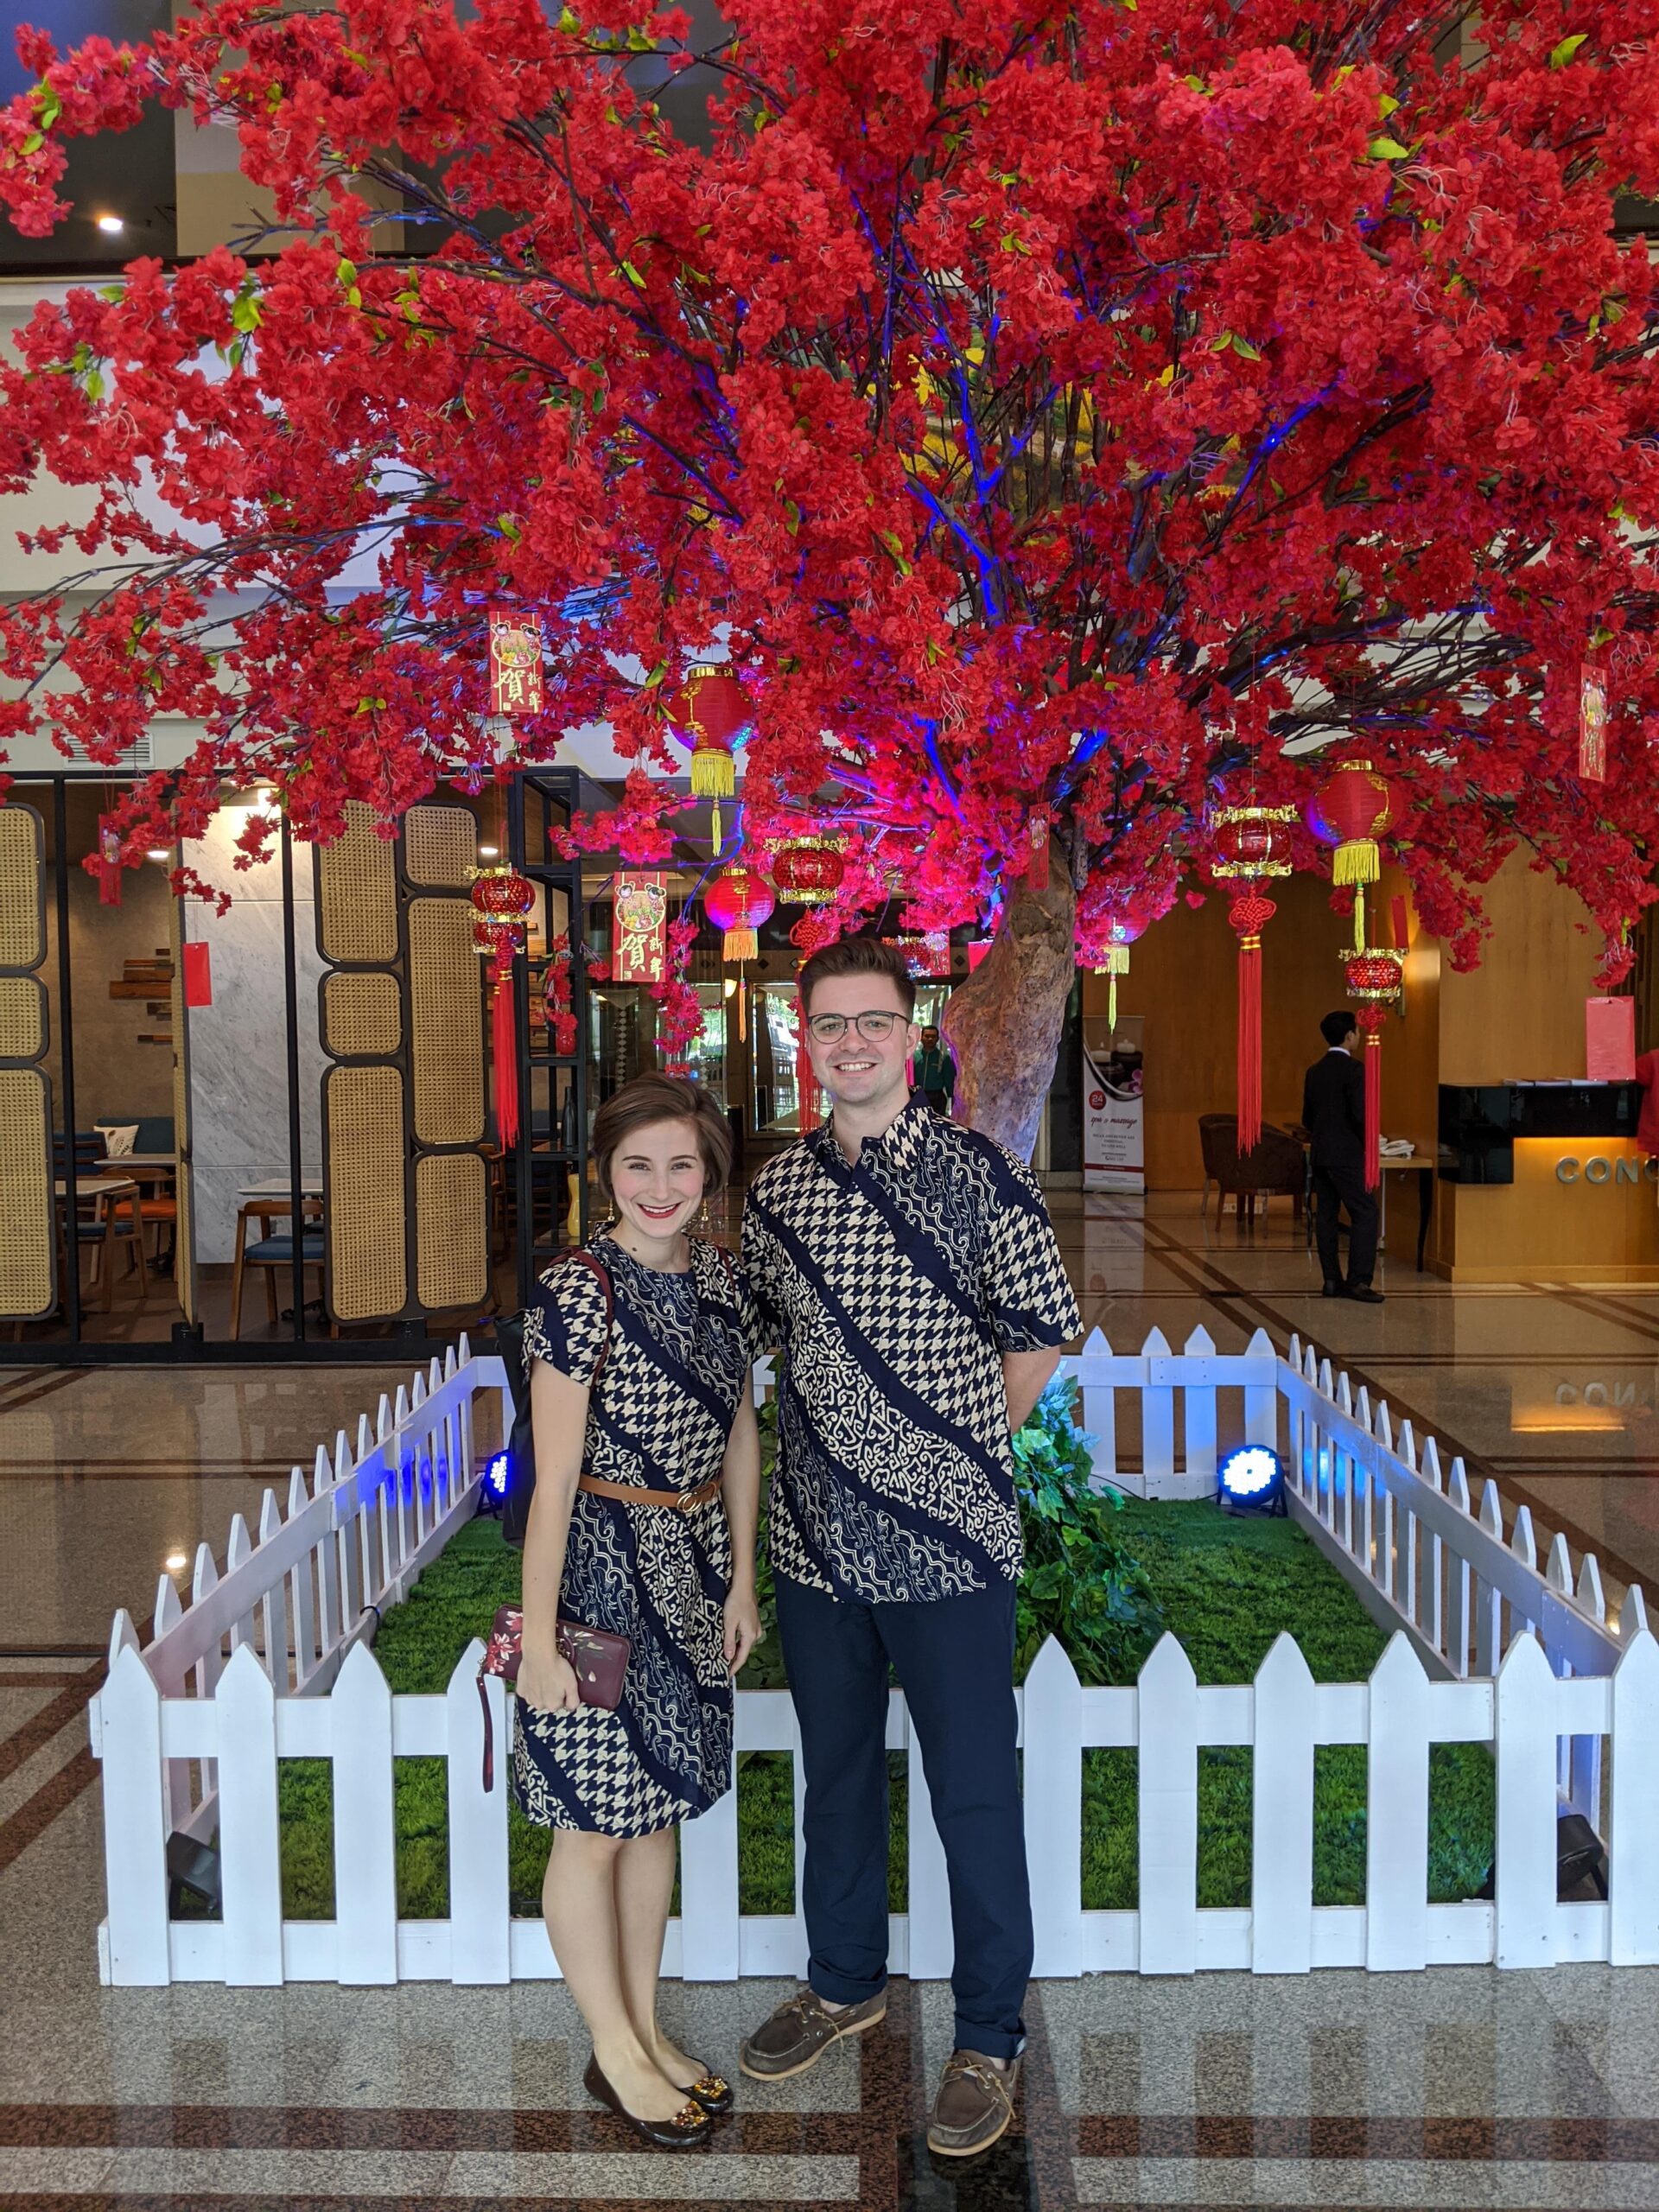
[741,1101,1082,1604]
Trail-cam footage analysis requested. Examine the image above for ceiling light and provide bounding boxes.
[164,1551,188,1573]
[147,849,169,861]
[479,843,499,857]
[95,213,124,235]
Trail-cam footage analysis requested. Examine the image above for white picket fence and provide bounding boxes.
[89,1327,1659,1986]
[93,1617,1659,1986]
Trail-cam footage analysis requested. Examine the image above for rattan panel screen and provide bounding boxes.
[0,1068,54,1318]
[317,801,398,966]
[323,969,403,1058]
[416,1150,489,1311]
[404,804,478,890]
[409,898,486,1146]
[0,976,45,1061]
[323,1064,408,1322]
[0,808,44,971]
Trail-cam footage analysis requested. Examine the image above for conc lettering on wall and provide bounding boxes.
[1554,1156,1659,1185]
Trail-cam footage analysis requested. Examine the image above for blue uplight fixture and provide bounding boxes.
[1218,1443,1285,1516]
[481,1450,512,1510]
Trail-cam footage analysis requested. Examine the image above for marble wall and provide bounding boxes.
[181,806,326,1266]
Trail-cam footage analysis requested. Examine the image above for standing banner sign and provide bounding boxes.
[1084,1014,1146,1193]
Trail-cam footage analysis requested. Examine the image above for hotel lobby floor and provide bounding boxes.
[4,1189,1659,2209]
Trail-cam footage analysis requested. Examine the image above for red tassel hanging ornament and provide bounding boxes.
[471,865,536,1152]
[1343,950,1406,1189]
[1211,804,1295,1158]
[1228,891,1276,1154]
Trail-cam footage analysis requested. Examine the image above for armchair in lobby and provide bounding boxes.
[1197,1114,1306,1230]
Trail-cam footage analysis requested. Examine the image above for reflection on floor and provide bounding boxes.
[6,1185,1659,2208]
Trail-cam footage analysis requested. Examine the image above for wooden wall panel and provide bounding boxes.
[1437,853,1602,1084]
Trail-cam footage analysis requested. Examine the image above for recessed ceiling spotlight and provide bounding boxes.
[479,844,499,857]
[164,1550,188,1573]
[147,848,169,861]
[95,213,124,235]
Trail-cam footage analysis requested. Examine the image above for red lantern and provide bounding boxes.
[1342,947,1405,1191]
[1306,760,1399,887]
[674,664,745,786]
[772,840,846,906]
[704,863,774,964]
[470,865,536,1150]
[1211,804,1296,881]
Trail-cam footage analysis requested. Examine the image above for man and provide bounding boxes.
[1302,1008,1383,1305]
[740,937,1081,2158]
[912,1022,957,1115]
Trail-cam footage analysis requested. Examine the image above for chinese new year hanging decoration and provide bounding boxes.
[471,862,536,1149]
[1211,804,1296,1155]
[543,933,578,1056]
[704,862,774,1040]
[97,817,123,906]
[612,870,668,985]
[790,911,840,956]
[1025,805,1052,891]
[488,611,543,718]
[1580,664,1610,784]
[770,837,847,907]
[1306,760,1401,953]
[1342,947,1407,1190]
[1093,918,1141,1034]
[673,665,747,853]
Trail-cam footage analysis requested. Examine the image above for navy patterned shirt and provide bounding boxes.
[742,1102,1082,1604]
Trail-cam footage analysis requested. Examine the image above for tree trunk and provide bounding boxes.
[942,845,1076,1162]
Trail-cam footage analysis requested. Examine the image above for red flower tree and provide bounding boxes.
[4,2,1659,1153]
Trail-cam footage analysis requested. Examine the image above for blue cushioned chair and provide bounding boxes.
[230,1198,325,1338]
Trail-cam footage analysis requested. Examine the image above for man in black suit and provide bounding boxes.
[1302,1010,1383,1305]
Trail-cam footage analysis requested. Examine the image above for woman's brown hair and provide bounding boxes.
[590,1073,734,1205]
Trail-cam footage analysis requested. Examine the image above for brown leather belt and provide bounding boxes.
[577,1471,724,1513]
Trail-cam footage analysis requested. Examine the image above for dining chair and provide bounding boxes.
[230,1197,324,1338]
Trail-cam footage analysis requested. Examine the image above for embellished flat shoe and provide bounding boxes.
[681,2065,734,2115]
[582,2054,713,2148]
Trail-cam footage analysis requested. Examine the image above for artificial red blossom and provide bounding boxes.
[3,1,1659,1128]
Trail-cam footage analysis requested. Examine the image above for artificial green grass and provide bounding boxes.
[272,1503,1494,1921]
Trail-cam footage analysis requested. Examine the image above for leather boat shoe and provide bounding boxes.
[927,2049,1021,2158]
[739,1986,887,2080]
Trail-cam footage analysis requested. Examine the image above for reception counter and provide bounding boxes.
[1433,1083,1659,1282]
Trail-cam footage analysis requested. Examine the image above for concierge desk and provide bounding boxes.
[1434,1083,1659,1283]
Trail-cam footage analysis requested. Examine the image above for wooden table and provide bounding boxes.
[1379,1154,1435,1273]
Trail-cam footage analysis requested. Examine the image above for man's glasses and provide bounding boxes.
[805,1010,906,1043]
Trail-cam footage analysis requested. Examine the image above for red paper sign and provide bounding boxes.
[1586,996,1636,1083]
[488,611,544,718]
[181,941,212,1007]
[1580,665,1609,783]
[1026,806,1051,890]
[612,871,668,985]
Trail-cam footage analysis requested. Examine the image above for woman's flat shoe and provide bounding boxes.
[582,2054,713,2148]
[681,2064,734,2115]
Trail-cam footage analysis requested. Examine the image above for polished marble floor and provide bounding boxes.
[4,1188,1659,2209]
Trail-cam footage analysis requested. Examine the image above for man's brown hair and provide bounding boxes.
[797,934,918,1017]
[591,1073,734,1204]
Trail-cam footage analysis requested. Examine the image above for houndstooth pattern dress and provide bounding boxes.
[512,1234,754,1839]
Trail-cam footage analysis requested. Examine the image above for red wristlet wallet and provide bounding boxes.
[475,1604,631,1790]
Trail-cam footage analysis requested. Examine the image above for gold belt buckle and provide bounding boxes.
[677,1487,696,1513]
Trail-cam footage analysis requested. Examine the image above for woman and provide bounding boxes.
[515,1072,763,2149]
